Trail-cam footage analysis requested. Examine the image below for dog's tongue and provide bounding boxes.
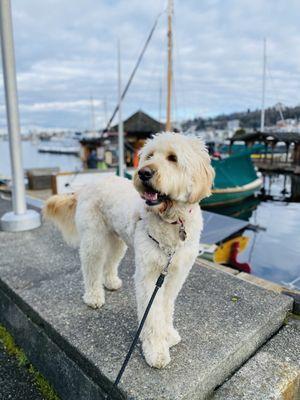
[143,191,158,202]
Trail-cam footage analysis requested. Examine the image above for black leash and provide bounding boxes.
[105,249,175,399]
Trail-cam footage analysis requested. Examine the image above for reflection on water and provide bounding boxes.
[211,174,300,290]
[240,202,300,290]
[0,140,82,177]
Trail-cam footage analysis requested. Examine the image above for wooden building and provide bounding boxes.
[80,110,165,168]
[230,131,300,171]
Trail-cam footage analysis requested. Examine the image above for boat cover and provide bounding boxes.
[212,151,258,189]
[201,211,249,245]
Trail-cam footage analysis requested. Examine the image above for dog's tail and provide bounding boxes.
[43,194,79,246]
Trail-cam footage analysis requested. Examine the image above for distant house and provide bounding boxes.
[109,109,165,143]
[109,110,165,166]
[227,119,240,138]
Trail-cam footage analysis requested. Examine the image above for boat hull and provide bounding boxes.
[201,178,262,208]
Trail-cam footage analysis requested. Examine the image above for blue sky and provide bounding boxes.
[0,0,300,132]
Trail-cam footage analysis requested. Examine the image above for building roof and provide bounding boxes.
[231,131,300,144]
[110,110,165,137]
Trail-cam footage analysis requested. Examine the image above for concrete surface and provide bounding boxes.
[0,198,293,400]
[212,320,300,399]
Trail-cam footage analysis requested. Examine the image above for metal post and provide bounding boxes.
[118,40,124,177]
[166,0,173,132]
[260,38,266,132]
[90,95,96,133]
[0,0,40,231]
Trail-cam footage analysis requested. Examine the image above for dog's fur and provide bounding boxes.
[43,132,214,368]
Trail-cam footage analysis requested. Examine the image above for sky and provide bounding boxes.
[0,0,300,132]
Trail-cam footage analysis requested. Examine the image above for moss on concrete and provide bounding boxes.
[0,325,60,400]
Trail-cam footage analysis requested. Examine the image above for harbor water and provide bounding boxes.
[0,140,299,290]
[0,140,81,177]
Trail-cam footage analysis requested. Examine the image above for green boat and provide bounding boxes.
[201,151,262,208]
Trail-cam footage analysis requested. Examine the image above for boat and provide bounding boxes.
[201,151,262,208]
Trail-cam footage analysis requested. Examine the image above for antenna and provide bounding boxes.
[260,38,267,132]
[90,95,96,132]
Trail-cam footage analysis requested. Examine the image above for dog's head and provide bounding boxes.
[133,132,215,209]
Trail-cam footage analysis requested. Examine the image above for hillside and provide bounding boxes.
[183,105,300,130]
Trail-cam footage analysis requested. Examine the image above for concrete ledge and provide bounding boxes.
[212,320,300,399]
[0,283,121,399]
[0,199,294,399]
[197,259,300,315]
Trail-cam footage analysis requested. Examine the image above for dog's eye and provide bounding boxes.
[167,154,177,163]
[146,152,154,160]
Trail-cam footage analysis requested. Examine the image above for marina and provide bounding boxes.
[0,0,299,399]
[1,138,299,290]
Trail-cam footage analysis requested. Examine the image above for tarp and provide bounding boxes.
[212,152,258,189]
[201,210,249,245]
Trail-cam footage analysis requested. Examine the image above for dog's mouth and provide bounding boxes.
[141,183,169,206]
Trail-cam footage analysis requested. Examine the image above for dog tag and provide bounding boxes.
[179,225,186,241]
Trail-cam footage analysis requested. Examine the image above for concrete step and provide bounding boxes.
[212,319,300,399]
[0,199,293,400]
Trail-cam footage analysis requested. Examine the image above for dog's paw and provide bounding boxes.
[83,292,105,309]
[104,276,123,291]
[166,328,181,348]
[142,339,171,369]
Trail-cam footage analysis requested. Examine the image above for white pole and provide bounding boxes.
[118,40,124,177]
[90,95,96,132]
[0,0,40,231]
[103,96,108,128]
[260,38,266,132]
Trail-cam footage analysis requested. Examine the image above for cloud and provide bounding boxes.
[0,0,299,131]
[21,99,102,112]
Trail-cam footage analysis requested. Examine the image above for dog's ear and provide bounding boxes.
[188,138,215,204]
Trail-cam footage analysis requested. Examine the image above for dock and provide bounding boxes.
[0,197,299,399]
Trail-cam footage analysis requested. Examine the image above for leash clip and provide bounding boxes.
[162,250,175,275]
[178,218,187,241]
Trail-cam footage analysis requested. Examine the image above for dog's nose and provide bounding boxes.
[138,167,155,182]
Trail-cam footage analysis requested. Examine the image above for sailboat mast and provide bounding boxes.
[118,40,124,177]
[90,95,96,132]
[166,0,173,132]
[260,38,266,132]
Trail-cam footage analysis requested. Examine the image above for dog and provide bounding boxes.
[43,132,214,369]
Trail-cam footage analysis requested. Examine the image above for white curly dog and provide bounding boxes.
[44,132,214,369]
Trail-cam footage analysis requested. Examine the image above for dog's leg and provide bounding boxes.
[79,231,108,309]
[164,266,191,348]
[104,234,127,291]
[135,262,171,369]
[164,254,196,348]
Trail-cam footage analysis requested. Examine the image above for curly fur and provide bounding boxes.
[43,132,214,369]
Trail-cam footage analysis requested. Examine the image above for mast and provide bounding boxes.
[260,38,266,132]
[118,40,124,177]
[90,95,96,132]
[166,0,173,132]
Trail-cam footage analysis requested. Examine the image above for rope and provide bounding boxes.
[105,9,165,132]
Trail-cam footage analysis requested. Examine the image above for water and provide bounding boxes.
[240,201,300,290]
[214,173,300,290]
[0,140,299,289]
[0,140,81,177]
